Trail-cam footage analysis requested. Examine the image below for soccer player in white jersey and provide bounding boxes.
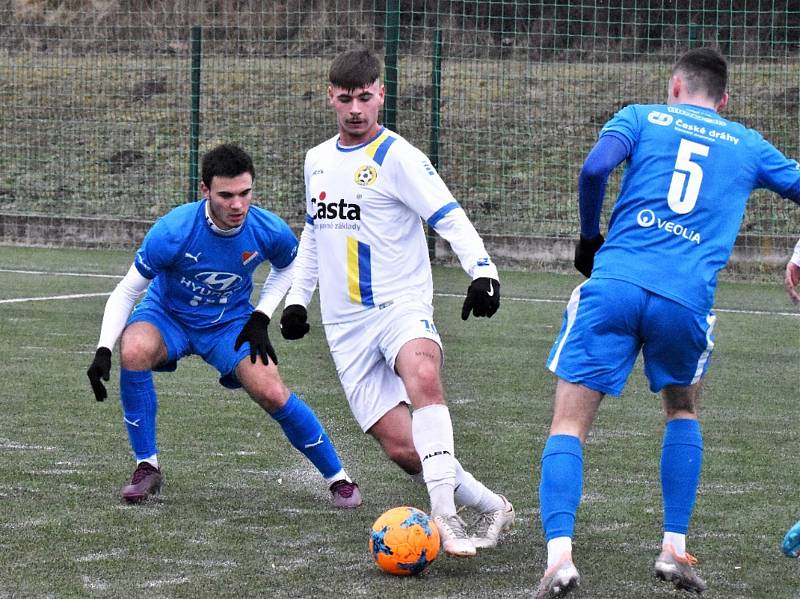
[784,238,800,304]
[278,47,514,557]
[535,48,800,598]
[86,143,361,508]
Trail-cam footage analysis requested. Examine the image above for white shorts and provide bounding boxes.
[324,300,443,432]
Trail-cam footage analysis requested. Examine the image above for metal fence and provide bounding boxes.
[1,1,798,271]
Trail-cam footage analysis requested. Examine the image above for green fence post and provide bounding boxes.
[188,25,202,202]
[383,0,400,133]
[427,28,443,260]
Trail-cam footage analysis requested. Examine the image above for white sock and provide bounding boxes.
[546,536,573,569]
[453,459,504,513]
[137,454,159,469]
[409,461,504,514]
[411,404,456,517]
[663,531,686,556]
[323,469,350,487]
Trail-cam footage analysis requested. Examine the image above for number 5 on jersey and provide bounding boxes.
[668,139,709,214]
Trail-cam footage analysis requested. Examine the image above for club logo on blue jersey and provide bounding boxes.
[354,164,377,186]
[647,111,673,126]
[195,271,242,290]
[636,209,701,245]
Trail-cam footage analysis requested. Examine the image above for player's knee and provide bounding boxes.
[247,379,289,411]
[120,332,161,370]
[661,384,700,416]
[407,361,444,400]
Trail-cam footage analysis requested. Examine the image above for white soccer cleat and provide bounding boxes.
[433,512,477,557]
[471,494,515,548]
[535,553,580,599]
[654,544,706,593]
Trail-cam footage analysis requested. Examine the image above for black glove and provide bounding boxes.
[280,304,310,340]
[574,234,605,278]
[235,311,278,365]
[87,347,112,402]
[461,277,500,320]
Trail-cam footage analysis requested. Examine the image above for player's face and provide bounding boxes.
[201,172,253,230]
[328,80,384,145]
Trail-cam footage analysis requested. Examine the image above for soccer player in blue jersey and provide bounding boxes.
[534,47,800,598]
[86,143,361,508]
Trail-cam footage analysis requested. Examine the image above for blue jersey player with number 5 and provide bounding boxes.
[534,48,800,598]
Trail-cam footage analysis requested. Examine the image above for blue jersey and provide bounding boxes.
[594,103,800,313]
[134,201,298,329]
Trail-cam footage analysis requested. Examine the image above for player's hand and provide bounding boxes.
[87,347,112,402]
[574,234,605,278]
[280,304,310,340]
[785,261,800,305]
[235,311,278,365]
[461,277,500,320]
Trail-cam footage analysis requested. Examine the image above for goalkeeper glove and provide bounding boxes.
[87,347,112,402]
[234,311,278,365]
[574,234,604,278]
[461,277,500,320]
[280,305,310,340]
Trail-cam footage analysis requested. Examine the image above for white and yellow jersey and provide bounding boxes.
[286,127,498,324]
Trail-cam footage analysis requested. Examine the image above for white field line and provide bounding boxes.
[1,268,798,317]
[0,292,111,304]
[0,268,122,278]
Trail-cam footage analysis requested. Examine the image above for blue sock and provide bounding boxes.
[270,393,343,480]
[661,418,703,534]
[539,434,583,541]
[120,368,158,461]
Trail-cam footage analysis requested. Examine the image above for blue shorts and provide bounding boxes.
[547,278,716,395]
[128,296,253,389]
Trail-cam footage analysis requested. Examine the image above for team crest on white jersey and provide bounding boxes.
[354,164,378,186]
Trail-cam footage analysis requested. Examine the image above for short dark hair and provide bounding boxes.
[329,47,382,90]
[200,143,255,188]
[672,47,728,102]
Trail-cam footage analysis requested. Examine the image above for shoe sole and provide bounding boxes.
[444,546,477,558]
[332,500,362,509]
[655,568,704,593]
[539,576,579,599]
[122,482,162,504]
[553,577,579,598]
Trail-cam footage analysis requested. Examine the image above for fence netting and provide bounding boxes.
[1,1,798,271]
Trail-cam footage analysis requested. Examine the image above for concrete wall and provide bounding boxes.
[0,214,794,277]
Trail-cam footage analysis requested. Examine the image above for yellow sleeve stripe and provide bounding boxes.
[364,132,396,166]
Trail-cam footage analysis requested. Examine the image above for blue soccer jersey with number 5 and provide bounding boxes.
[593,103,800,313]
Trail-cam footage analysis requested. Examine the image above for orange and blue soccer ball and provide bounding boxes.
[369,506,440,575]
